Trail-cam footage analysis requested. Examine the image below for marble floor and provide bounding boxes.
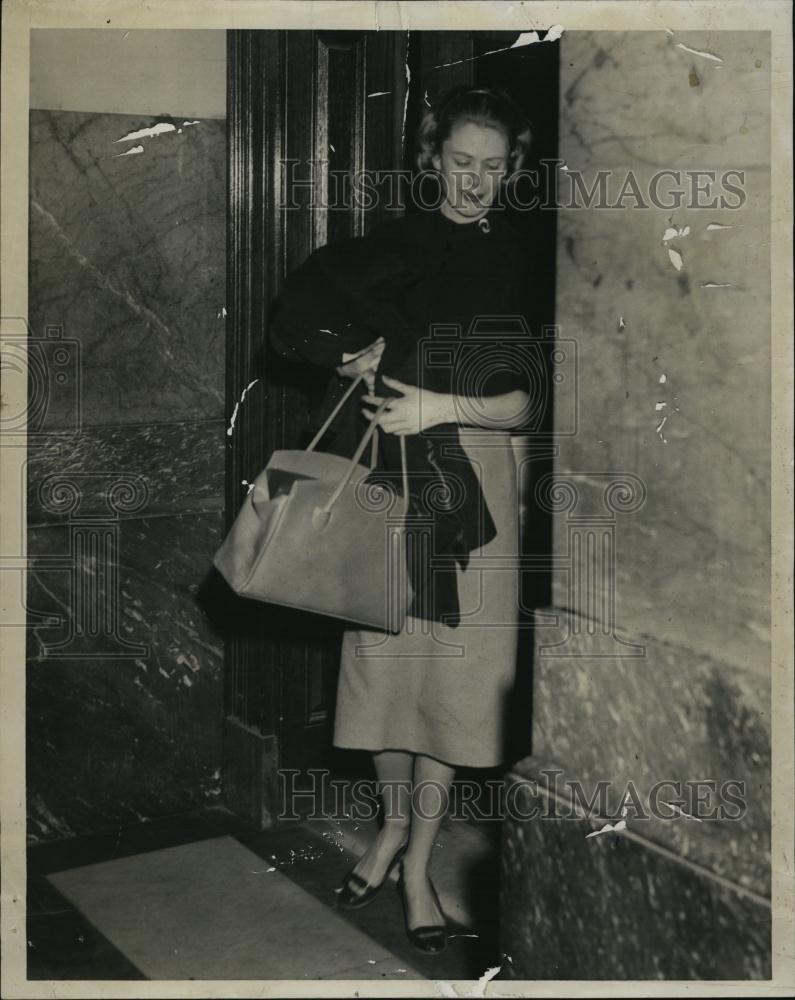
[27,803,504,982]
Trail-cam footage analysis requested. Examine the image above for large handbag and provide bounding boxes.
[212,375,413,632]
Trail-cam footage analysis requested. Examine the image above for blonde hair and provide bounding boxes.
[416,86,532,174]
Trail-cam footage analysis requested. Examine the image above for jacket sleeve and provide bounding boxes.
[269,239,385,371]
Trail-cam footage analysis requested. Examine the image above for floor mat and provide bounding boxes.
[46,835,422,980]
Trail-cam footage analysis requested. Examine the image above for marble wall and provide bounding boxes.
[503,31,771,978]
[26,109,228,841]
[501,778,771,980]
[549,30,770,672]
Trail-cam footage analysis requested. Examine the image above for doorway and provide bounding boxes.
[222,28,558,828]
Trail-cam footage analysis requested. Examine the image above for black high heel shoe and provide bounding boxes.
[336,840,408,910]
[396,866,449,954]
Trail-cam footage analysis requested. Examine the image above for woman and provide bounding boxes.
[269,86,534,954]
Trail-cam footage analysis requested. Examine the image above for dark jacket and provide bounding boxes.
[269,206,533,626]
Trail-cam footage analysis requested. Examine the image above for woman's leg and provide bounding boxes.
[345,749,413,895]
[401,753,456,928]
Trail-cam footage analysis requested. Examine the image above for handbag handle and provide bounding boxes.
[305,373,379,469]
[318,398,409,520]
[306,374,366,451]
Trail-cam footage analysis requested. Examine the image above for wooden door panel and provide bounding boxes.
[315,32,366,243]
[273,32,413,781]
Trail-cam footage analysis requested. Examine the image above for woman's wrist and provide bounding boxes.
[429,389,530,430]
[427,391,457,428]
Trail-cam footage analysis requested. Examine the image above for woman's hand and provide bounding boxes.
[336,336,386,392]
[361,375,451,436]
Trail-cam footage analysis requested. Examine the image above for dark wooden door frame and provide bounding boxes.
[223,30,285,829]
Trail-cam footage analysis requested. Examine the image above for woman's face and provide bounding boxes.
[433,120,510,222]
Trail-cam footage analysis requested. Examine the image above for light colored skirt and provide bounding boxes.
[332,429,521,768]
